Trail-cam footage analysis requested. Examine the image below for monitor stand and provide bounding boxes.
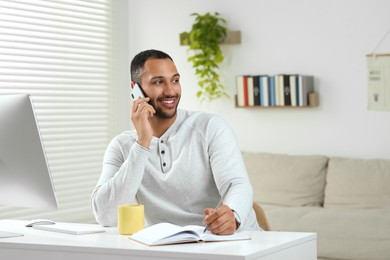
[0,230,24,239]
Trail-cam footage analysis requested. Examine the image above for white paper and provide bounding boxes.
[367,54,390,111]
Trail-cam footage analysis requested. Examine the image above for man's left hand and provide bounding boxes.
[203,204,236,235]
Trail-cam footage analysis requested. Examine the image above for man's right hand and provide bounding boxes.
[131,97,155,149]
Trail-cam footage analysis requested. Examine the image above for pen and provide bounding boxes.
[203,182,233,233]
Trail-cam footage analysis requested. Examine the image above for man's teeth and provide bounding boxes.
[162,100,174,104]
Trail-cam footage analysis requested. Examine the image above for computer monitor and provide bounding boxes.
[0,94,58,238]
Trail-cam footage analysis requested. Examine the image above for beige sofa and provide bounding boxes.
[242,152,390,260]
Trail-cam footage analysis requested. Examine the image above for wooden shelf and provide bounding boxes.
[180,31,241,46]
[235,92,319,108]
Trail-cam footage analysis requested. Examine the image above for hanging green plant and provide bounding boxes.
[181,12,229,102]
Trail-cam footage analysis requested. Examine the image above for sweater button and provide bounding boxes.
[161,150,165,154]
[162,162,166,167]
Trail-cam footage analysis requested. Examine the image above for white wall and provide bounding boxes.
[111,0,130,136]
[125,0,390,159]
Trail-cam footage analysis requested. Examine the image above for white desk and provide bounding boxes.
[0,220,317,260]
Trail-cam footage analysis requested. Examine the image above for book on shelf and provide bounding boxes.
[298,75,314,106]
[274,75,284,106]
[247,76,255,106]
[274,75,282,106]
[260,75,270,106]
[129,222,251,246]
[269,76,276,106]
[252,75,261,106]
[282,74,291,106]
[289,75,298,107]
[236,75,249,107]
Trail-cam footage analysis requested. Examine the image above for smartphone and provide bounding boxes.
[131,83,146,100]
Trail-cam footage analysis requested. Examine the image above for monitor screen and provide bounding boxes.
[0,94,58,211]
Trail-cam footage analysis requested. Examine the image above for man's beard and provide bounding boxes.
[149,96,180,119]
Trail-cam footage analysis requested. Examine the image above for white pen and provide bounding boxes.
[203,182,233,233]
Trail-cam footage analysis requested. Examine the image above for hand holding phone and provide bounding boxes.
[131,83,145,100]
[130,83,154,149]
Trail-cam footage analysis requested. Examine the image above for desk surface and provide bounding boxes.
[0,220,317,260]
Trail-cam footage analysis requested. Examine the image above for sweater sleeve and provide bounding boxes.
[207,116,254,226]
[91,137,150,226]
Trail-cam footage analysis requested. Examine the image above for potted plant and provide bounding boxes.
[181,12,229,102]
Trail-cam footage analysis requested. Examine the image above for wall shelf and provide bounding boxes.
[235,74,318,109]
[235,92,319,109]
[179,30,241,46]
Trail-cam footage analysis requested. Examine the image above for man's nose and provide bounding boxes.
[164,82,176,95]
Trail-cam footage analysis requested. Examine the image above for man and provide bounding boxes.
[91,49,260,235]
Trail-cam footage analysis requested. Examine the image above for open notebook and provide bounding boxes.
[129,222,251,246]
[32,223,105,235]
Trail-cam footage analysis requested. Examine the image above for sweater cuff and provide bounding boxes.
[134,141,151,156]
[135,142,150,152]
[232,209,242,229]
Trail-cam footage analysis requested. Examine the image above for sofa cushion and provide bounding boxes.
[263,206,390,260]
[324,157,390,209]
[242,152,328,207]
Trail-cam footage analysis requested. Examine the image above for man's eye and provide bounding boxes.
[173,79,180,84]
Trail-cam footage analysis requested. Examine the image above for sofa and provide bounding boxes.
[242,152,390,260]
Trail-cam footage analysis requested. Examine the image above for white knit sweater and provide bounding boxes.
[91,109,260,230]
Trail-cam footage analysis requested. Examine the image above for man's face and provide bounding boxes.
[140,58,181,119]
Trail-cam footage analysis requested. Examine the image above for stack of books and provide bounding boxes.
[236,74,315,107]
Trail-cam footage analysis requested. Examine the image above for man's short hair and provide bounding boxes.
[130,49,173,83]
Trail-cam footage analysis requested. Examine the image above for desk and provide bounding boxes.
[0,220,317,260]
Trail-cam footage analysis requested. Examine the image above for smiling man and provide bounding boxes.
[91,49,260,235]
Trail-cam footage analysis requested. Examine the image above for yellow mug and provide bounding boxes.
[117,204,144,235]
